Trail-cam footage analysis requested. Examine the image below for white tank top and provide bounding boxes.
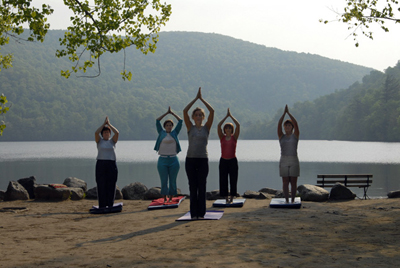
[158,134,177,156]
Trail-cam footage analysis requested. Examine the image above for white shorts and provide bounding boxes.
[279,155,300,177]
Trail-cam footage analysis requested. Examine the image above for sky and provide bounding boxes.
[31,0,400,72]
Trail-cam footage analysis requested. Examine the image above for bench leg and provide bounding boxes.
[362,187,370,200]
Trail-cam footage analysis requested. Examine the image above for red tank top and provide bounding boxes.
[220,135,237,159]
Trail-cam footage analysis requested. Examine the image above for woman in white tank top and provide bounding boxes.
[277,105,300,203]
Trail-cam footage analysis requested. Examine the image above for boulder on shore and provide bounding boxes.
[243,190,271,199]
[85,186,123,200]
[387,190,400,198]
[122,182,148,200]
[34,185,71,201]
[329,183,356,200]
[259,187,280,195]
[63,177,87,192]
[207,190,222,200]
[69,187,85,200]
[17,176,37,199]
[5,181,29,201]
[297,184,329,202]
[144,187,163,200]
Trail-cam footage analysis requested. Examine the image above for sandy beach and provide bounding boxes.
[1,198,399,268]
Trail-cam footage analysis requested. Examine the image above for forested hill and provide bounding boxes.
[248,62,400,141]
[0,30,373,141]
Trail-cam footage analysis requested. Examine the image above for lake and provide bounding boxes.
[1,140,400,198]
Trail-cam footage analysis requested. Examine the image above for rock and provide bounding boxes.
[274,191,286,198]
[115,186,123,200]
[69,187,85,200]
[86,187,98,199]
[121,182,148,200]
[17,176,37,199]
[242,190,269,199]
[297,184,329,202]
[207,190,221,200]
[63,177,87,192]
[144,187,163,200]
[388,190,400,198]
[34,185,71,201]
[0,190,6,201]
[5,181,29,201]
[259,187,279,195]
[260,192,274,199]
[85,186,123,200]
[329,183,356,200]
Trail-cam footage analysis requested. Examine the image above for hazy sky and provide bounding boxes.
[31,0,400,71]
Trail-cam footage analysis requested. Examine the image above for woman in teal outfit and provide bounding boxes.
[154,107,183,203]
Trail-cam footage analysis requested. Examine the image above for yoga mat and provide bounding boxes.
[269,197,301,209]
[176,210,224,221]
[89,202,123,214]
[212,198,246,207]
[148,196,186,210]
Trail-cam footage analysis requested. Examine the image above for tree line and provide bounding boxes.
[245,62,400,141]
[0,31,374,141]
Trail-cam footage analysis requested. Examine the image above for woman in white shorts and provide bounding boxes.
[277,105,300,203]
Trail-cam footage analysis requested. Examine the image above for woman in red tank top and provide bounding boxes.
[217,108,240,203]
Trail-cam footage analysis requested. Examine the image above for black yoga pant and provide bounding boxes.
[185,157,208,218]
[219,157,238,197]
[95,160,118,208]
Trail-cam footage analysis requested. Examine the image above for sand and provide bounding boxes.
[1,198,399,268]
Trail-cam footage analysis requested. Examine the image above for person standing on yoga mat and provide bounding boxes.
[277,105,300,203]
[183,87,214,219]
[154,106,183,203]
[95,116,119,208]
[217,108,240,204]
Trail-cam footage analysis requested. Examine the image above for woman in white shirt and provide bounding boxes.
[95,116,119,208]
[277,105,300,203]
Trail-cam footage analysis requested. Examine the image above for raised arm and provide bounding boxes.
[169,107,183,134]
[156,108,170,121]
[183,88,200,130]
[229,109,241,140]
[286,106,300,139]
[95,116,108,143]
[277,106,287,140]
[169,106,182,121]
[108,118,119,143]
[199,91,214,131]
[217,110,229,140]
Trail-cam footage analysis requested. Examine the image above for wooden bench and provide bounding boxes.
[317,174,373,199]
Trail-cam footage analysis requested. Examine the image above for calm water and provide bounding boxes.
[1,140,400,198]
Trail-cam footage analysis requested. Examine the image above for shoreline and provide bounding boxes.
[1,198,400,267]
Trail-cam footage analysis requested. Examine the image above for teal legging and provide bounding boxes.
[157,156,180,195]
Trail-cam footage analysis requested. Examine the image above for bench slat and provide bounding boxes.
[317,174,373,178]
[316,180,373,184]
[316,185,371,188]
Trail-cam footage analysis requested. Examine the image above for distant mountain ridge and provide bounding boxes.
[0,30,373,141]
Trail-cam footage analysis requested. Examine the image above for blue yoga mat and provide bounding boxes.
[90,202,123,214]
[176,210,224,221]
[212,198,246,207]
[269,197,301,209]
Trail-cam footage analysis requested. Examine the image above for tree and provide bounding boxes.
[0,0,53,70]
[0,0,171,135]
[1,0,172,80]
[322,0,400,47]
[0,94,10,136]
